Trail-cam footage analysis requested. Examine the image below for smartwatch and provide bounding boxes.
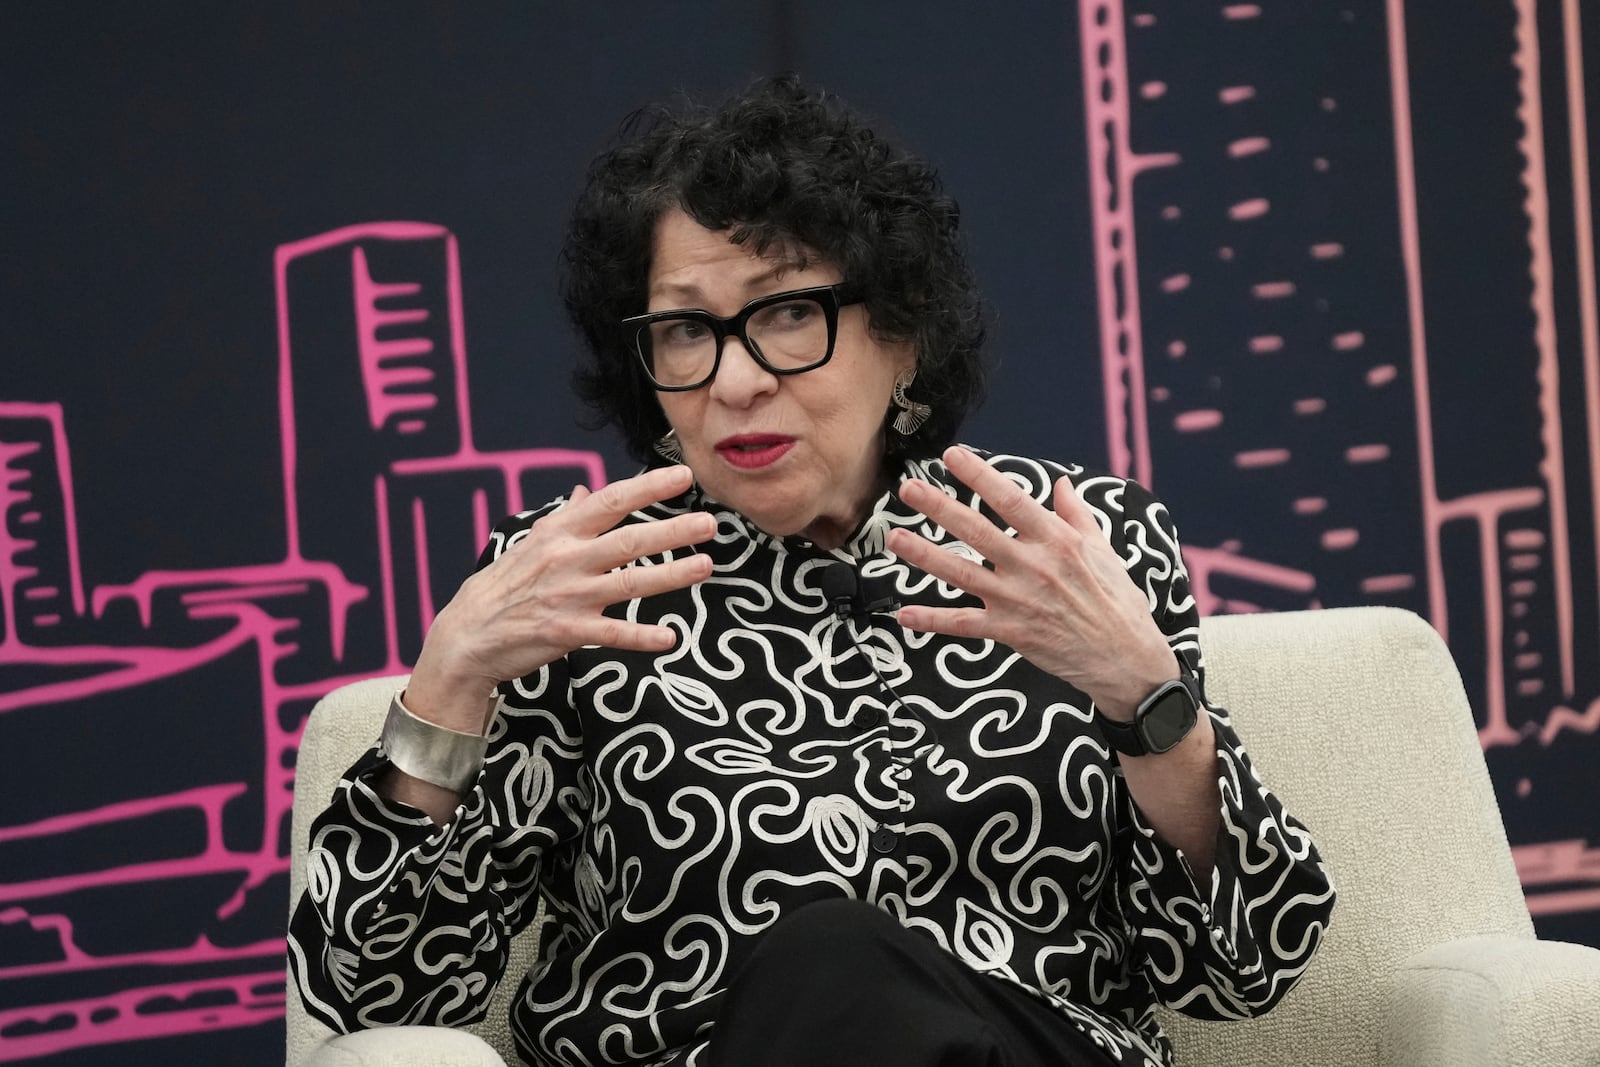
[1095,660,1202,756]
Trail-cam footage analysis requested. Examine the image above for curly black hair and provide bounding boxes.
[561,75,988,464]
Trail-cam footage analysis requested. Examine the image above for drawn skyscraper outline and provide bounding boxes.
[1079,0,1600,916]
[5,4,1600,1055]
[0,224,607,1059]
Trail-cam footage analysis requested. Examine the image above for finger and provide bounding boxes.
[561,465,696,537]
[894,603,996,641]
[576,615,684,653]
[898,478,1023,567]
[594,551,715,604]
[886,527,1004,599]
[1051,476,1106,539]
[550,483,591,518]
[941,446,1060,541]
[588,511,718,571]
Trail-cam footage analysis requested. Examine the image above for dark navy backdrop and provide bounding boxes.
[5,3,1598,1063]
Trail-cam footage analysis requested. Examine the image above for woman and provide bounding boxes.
[290,76,1334,1067]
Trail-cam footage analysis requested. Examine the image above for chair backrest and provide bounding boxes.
[286,607,1532,1067]
[1159,606,1532,1067]
[286,674,540,1067]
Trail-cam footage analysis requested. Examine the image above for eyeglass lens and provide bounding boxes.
[644,296,832,387]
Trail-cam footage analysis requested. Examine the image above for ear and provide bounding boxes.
[892,340,918,379]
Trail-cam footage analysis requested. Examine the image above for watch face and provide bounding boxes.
[1140,684,1199,753]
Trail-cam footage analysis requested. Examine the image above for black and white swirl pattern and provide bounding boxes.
[290,450,1335,1067]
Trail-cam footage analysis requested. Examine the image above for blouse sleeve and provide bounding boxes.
[288,508,590,1033]
[1093,474,1336,1020]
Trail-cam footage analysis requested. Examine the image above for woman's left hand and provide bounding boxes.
[888,446,1180,719]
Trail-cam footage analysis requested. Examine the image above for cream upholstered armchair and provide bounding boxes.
[286,607,1600,1066]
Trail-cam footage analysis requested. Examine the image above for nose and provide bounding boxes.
[708,334,778,407]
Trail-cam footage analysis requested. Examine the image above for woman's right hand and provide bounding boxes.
[401,463,715,735]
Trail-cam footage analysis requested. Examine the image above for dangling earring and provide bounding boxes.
[890,369,932,436]
[654,429,683,463]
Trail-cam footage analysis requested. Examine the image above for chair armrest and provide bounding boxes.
[304,1027,508,1067]
[1381,934,1600,1067]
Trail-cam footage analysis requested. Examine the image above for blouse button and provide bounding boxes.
[854,708,883,729]
[870,826,899,853]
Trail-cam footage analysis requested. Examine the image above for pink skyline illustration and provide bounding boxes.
[3,1,1599,1058]
[0,223,605,1059]
[1079,0,1600,916]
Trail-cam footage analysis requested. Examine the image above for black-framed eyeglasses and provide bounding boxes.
[622,284,863,391]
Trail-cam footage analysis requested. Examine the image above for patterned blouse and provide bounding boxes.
[289,450,1335,1067]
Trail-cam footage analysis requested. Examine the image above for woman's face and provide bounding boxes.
[648,208,915,548]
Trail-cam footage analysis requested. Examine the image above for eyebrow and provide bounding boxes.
[649,261,797,305]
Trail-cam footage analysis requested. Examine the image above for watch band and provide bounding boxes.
[1095,704,1150,757]
[1094,660,1201,757]
[379,690,490,793]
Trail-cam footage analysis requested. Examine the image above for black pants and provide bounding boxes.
[705,899,1119,1066]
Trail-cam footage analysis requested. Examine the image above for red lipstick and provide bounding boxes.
[714,434,795,470]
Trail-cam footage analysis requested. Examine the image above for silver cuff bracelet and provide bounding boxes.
[379,691,490,794]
